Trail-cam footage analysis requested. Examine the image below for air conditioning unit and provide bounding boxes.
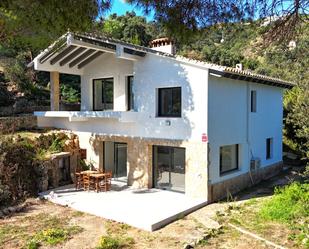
[250,158,261,171]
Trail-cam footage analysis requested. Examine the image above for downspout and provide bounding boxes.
[247,82,254,185]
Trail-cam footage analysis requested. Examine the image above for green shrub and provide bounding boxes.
[259,182,309,223]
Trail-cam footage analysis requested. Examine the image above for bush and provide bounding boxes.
[60,84,80,103]
[0,136,38,207]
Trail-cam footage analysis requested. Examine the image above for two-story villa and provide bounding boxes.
[30,32,294,202]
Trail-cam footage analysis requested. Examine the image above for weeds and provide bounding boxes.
[96,235,134,249]
[259,182,309,247]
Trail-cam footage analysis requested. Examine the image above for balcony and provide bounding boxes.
[34,111,141,123]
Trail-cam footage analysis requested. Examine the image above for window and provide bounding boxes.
[93,78,113,111]
[220,144,239,175]
[158,87,181,117]
[251,90,257,112]
[127,76,134,111]
[266,138,273,159]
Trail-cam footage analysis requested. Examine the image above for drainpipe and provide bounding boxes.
[247,82,254,185]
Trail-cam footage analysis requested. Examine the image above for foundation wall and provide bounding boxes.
[208,161,283,202]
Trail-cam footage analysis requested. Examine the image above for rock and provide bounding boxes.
[183,244,194,249]
[2,208,9,215]
[15,206,22,212]
[8,207,16,213]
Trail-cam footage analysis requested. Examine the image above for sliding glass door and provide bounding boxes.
[153,146,185,192]
[93,78,113,111]
[104,142,127,180]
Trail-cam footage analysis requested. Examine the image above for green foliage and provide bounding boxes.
[0,132,69,207]
[102,11,161,46]
[0,73,14,106]
[0,0,112,52]
[259,182,309,247]
[60,85,80,103]
[260,182,309,222]
[96,235,134,249]
[0,135,38,207]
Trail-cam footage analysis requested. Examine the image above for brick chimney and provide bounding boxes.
[150,38,175,55]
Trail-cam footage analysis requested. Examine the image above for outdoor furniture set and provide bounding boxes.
[75,170,112,192]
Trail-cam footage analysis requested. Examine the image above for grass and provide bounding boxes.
[225,182,309,248]
[97,221,135,249]
[96,236,134,249]
[0,212,83,248]
[259,182,309,248]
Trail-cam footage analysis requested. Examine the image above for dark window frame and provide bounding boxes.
[92,77,114,111]
[152,145,186,191]
[219,144,239,175]
[157,87,182,118]
[251,90,257,113]
[127,76,134,111]
[266,138,273,159]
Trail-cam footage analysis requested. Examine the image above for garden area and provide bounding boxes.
[0,162,307,249]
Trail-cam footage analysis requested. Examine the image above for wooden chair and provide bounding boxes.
[83,174,95,191]
[98,171,112,192]
[75,171,83,190]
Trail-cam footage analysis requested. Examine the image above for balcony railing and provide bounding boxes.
[34,111,141,123]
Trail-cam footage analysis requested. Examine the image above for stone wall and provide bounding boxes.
[208,162,283,202]
[37,133,81,192]
[89,134,209,199]
[0,115,37,134]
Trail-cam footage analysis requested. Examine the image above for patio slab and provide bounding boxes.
[39,183,208,231]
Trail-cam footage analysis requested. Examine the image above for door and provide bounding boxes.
[103,142,127,180]
[93,78,114,111]
[153,146,185,192]
[114,143,127,178]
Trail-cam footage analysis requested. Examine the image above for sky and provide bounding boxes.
[107,0,154,21]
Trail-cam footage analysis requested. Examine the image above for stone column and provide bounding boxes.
[50,71,60,111]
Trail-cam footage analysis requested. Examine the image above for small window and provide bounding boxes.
[158,87,181,117]
[266,138,273,159]
[251,90,257,112]
[220,144,239,175]
[127,76,134,111]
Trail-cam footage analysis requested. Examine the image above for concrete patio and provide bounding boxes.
[40,182,208,231]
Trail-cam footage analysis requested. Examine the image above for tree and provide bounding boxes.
[0,0,112,52]
[102,11,161,46]
[127,0,308,42]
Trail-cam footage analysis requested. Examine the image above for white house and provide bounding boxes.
[30,32,294,202]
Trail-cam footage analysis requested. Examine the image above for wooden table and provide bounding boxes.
[80,170,98,175]
[90,173,107,192]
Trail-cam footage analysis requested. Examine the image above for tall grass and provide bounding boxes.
[259,182,309,248]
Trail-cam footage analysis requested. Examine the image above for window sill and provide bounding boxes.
[220,168,240,177]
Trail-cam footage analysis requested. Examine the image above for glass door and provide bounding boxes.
[114,143,127,179]
[153,146,185,192]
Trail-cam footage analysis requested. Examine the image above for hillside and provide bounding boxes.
[179,21,309,85]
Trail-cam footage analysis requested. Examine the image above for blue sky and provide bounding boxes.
[106,0,154,20]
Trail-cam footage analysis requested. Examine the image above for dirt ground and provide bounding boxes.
[0,166,305,249]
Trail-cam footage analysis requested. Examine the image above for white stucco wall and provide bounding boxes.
[39,53,209,143]
[208,75,283,184]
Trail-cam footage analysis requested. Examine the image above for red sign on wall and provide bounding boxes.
[202,133,208,143]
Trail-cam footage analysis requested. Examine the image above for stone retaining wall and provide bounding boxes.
[208,162,283,202]
[0,115,37,134]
